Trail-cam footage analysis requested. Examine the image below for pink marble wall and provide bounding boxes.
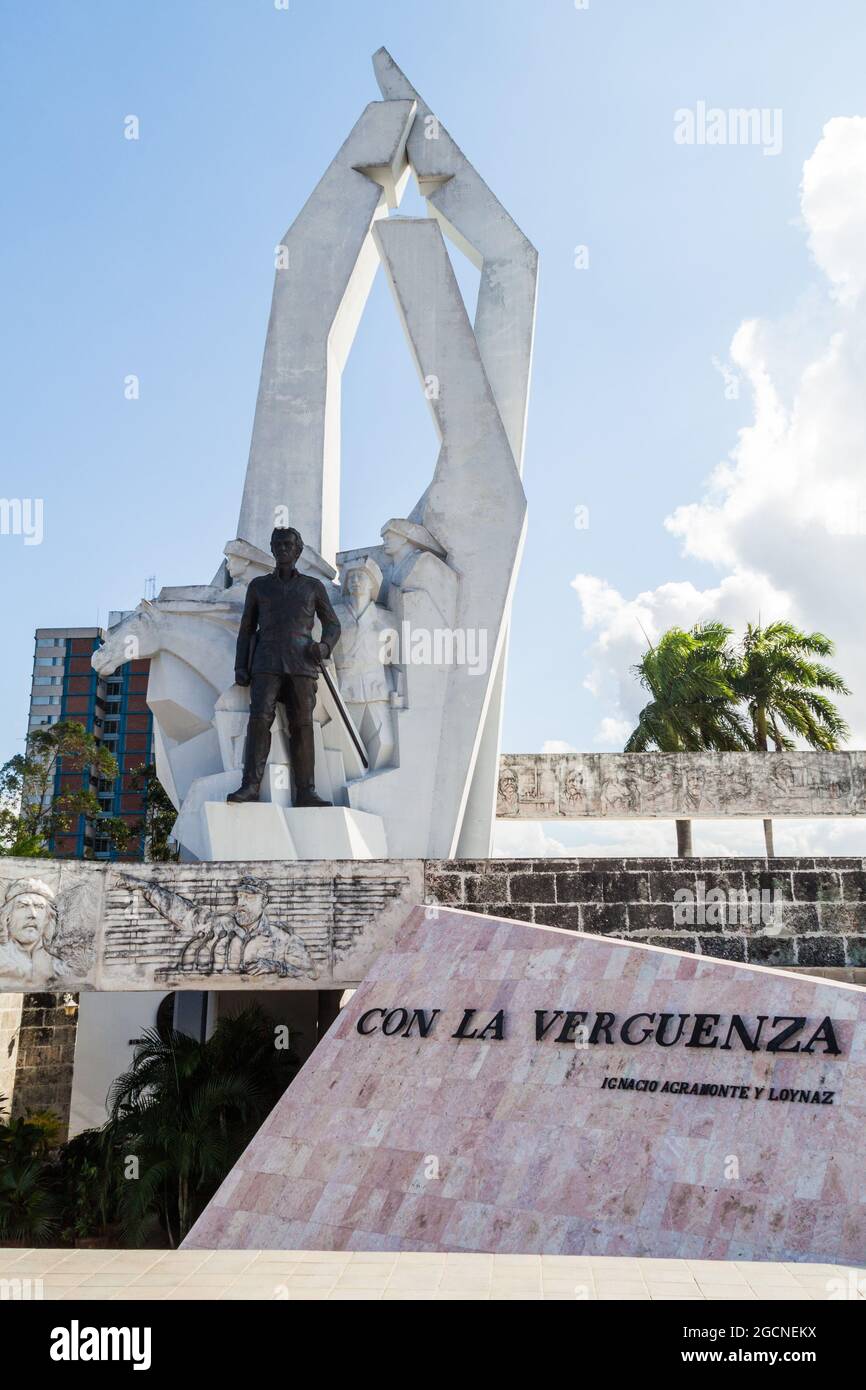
[184,906,866,1262]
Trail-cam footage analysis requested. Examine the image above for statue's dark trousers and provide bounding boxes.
[234,672,318,802]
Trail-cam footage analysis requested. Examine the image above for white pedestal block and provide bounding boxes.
[200,804,387,862]
[172,771,241,862]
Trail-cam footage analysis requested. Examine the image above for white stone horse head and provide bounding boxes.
[91,597,240,812]
[92,598,237,692]
[91,600,162,677]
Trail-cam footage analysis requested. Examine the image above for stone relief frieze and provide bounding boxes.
[496,752,866,819]
[0,859,424,994]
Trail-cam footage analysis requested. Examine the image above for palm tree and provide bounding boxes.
[625,623,753,856]
[731,622,850,856]
[0,1160,61,1245]
[0,1111,62,1245]
[104,1006,299,1246]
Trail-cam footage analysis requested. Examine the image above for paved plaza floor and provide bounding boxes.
[1,1248,863,1301]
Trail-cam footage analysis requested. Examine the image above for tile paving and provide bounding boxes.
[1,1247,863,1301]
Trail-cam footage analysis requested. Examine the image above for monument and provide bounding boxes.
[91,46,537,866]
[3,47,865,1276]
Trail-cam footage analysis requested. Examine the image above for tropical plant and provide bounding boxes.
[103,1006,299,1246]
[0,720,130,857]
[0,1160,61,1244]
[625,623,753,856]
[53,1127,125,1244]
[731,622,850,855]
[0,1109,63,1244]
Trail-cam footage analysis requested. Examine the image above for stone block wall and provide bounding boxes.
[0,994,22,1111]
[424,858,866,973]
[10,993,79,1130]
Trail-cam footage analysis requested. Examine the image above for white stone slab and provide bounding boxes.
[201,804,386,862]
[202,803,299,862]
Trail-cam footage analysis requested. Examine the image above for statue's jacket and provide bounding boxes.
[235,569,342,678]
[333,599,393,704]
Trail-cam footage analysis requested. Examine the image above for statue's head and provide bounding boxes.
[380,518,446,564]
[224,537,274,586]
[0,878,57,955]
[235,877,267,928]
[340,556,383,607]
[271,527,303,569]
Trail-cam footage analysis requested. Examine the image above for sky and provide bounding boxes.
[2,0,866,857]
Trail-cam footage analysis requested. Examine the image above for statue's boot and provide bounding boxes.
[227,783,261,804]
[295,787,332,808]
[227,714,271,804]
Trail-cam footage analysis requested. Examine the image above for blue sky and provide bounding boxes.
[3,0,866,852]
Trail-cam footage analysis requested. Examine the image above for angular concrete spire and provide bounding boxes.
[237,97,416,563]
[347,217,527,858]
[372,47,538,474]
[373,48,538,857]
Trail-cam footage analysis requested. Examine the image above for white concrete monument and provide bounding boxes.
[93,49,537,864]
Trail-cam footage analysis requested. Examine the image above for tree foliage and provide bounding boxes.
[126,762,178,862]
[626,621,851,856]
[0,721,130,857]
[103,1006,299,1246]
[733,622,850,752]
[625,622,753,754]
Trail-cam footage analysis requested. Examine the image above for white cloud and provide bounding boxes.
[596,717,632,747]
[802,116,866,306]
[492,820,574,858]
[540,739,577,753]
[573,116,866,750]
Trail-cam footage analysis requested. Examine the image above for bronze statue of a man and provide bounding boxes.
[227,526,341,807]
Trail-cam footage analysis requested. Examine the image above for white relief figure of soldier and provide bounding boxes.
[379,517,458,628]
[223,537,274,602]
[0,878,68,986]
[332,556,397,770]
[153,536,273,606]
[114,873,317,980]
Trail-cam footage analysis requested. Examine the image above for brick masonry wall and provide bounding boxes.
[11,993,78,1132]
[424,858,866,972]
